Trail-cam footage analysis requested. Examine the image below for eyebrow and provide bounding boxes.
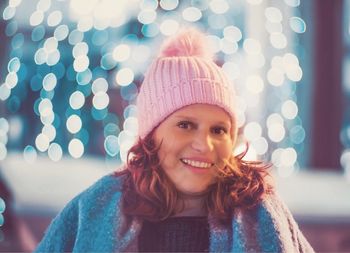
[173,115,231,126]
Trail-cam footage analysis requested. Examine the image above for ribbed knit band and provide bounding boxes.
[136,56,236,138]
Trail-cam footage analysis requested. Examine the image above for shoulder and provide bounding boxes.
[45,172,127,218]
[76,171,128,207]
[232,192,314,252]
[239,191,293,225]
[34,171,130,252]
[258,192,293,219]
[84,172,125,195]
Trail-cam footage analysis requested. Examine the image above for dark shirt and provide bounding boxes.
[138,216,209,252]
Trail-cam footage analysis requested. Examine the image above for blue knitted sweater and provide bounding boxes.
[35,174,314,252]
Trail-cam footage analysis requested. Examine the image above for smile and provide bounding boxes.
[180,159,213,168]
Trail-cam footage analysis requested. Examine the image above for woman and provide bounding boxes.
[35,28,314,252]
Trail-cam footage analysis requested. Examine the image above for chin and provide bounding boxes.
[179,185,209,195]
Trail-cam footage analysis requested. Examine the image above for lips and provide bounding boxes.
[180,158,214,168]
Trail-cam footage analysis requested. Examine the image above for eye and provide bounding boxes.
[177,121,194,130]
[212,126,228,135]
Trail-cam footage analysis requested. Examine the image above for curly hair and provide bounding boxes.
[116,132,273,221]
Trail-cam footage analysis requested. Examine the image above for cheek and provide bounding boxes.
[217,141,234,159]
[156,138,180,167]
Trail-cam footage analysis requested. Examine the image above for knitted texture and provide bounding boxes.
[35,174,315,253]
[136,28,237,138]
[138,216,209,252]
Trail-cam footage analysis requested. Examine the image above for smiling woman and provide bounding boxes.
[35,28,314,253]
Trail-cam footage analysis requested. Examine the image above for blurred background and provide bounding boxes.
[0,0,349,251]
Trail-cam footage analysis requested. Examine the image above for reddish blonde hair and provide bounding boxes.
[116,132,273,221]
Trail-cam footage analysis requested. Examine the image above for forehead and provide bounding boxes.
[169,104,231,124]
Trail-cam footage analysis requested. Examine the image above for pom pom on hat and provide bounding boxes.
[159,28,214,60]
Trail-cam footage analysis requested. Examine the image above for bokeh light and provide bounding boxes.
[69,91,85,110]
[0,195,6,226]
[42,73,57,91]
[281,100,298,119]
[0,0,309,177]
[73,55,89,72]
[209,0,229,14]
[68,138,84,158]
[223,26,242,42]
[113,44,131,62]
[23,145,37,163]
[104,135,120,157]
[54,24,69,41]
[160,0,179,11]
[92,92,109,110]
[265,7,283,23]
[42,124,56,141]
[284,0,300,7]
[66,114,82,134]
[48,142,63,162]
[160,19,179,36]
[0,143,7,161]
[289,17,306,33]
[30,10,44,26]
[35,133,50,152]
[47,10,62,27]
[182,7,202,22]
[115,68,134,86]
[8,57,20,72]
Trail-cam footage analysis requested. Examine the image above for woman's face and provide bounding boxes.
[154,104,235,194]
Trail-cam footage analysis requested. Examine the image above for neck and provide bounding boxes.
[173,190,209,217]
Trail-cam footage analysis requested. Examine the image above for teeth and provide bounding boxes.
[181,159,212,168]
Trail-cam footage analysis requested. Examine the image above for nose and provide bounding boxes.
[191,131,214,153]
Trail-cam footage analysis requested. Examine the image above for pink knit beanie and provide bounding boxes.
[136,28,237,138]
